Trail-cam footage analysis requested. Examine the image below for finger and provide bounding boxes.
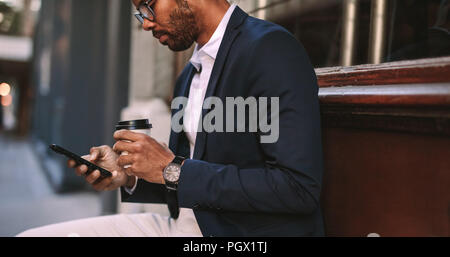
[68,159,77,168]
[75,165,89,177]
[93,171,117,191]
[89,147,101,161]
[92,178,111,191]
[113,130,145,142]
[90,145,112,161]
[117,154,135,167]
[123,166,135,177]
[113,140,137,154]
[104,171,121,191]
[85,170,101,184]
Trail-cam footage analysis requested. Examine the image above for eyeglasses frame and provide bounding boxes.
[134,0,156,24]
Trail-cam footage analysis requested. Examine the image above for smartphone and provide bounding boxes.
[49,144,112,178]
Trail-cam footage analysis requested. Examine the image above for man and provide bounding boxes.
[19,0,324,237]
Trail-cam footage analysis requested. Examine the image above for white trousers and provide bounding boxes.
[16,209,203,237]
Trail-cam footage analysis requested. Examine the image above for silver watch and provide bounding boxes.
[163,156,185,191]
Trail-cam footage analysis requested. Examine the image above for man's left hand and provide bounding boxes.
[113,130,175,185]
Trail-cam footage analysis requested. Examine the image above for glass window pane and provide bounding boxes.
[386,0,450,62]
[257,0,449,68]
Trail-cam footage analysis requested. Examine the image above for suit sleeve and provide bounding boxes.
[177,30,324,214]
[120,179,167,204]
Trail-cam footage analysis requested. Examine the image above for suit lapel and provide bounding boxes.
[169,64,196,155]
[192,7,249,160]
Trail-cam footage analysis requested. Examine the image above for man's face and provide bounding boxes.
[132,0,199,51]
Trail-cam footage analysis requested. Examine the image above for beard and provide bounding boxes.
[161,1,199,51]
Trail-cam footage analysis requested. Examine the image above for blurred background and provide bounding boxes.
[0,0,448,236]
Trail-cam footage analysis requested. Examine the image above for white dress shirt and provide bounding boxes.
[184,4,237,158]
[124,4,237,234]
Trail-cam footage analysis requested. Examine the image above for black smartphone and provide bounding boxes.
[49,144,112,178]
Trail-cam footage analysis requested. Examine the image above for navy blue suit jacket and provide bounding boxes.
[121,6,324,237]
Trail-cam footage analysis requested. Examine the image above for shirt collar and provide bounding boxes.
[190,4,237,72]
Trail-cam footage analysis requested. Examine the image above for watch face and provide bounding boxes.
[164,164,180,183]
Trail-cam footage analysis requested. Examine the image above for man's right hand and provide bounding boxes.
[67,145,136,192]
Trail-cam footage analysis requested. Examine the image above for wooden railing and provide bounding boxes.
[316,56,450,237]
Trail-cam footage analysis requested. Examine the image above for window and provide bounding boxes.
[262,0,449,68]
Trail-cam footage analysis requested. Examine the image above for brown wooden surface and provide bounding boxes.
[316,57,450,87]
[321,107,450,136]
[321,128,450,237]
[317,57,450,236]
[319,83,450,106]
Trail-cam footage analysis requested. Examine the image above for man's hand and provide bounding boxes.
[67,145,134,191]
[113,130,175,185]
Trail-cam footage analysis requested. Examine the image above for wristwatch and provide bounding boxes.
[163,156,185,219]
[163,156,185,191]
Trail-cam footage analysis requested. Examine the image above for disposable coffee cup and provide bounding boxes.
[116,119,152,169]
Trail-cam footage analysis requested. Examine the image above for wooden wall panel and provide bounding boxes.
[321,128,450,236]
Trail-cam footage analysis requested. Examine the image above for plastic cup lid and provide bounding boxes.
[116,119,152,130]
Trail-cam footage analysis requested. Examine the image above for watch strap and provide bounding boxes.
[166,188,180,219]
[172,156,185,165]
[164,156,185,219]
[165,181,178,191]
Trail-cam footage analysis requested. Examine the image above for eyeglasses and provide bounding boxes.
[134,0,156,24]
